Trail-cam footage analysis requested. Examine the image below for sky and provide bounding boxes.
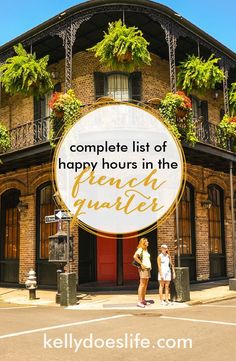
[0,0,235,52]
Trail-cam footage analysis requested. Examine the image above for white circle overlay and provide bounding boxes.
[54,104,184,234]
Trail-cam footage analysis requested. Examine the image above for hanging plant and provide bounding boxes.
[0,43,53,98]
[49,89,82,147]
[87,19,151,72]
[177,54,224,94]
[0,123,11,153]
[159,91,198,146]
[229,82,236,116]
[217,115,236,150]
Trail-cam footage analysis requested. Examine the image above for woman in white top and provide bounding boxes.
[157,244,175,305]
[133,237,152,308]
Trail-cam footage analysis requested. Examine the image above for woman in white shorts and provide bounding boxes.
[157,244,175,305]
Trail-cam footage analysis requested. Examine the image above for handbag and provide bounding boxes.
[132,249,143,268]
[132,259,141,268]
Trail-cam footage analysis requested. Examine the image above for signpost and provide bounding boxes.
[54,210,72,274]
[45,210,76,306]
[45,215,58,224]
[54,209,72,221]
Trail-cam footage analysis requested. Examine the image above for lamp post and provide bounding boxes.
[48,228,75,305]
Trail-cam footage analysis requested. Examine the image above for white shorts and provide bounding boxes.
[158,270,171,281]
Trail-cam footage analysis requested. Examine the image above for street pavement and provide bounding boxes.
[1,280,235,307]
[0,298,235,361]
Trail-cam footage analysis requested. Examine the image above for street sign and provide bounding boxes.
[54,209,72,221]
[45,215,59,224]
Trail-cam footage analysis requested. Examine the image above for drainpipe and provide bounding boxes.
[229,160,236,277]
[117,236,123,286]
[176,203,181,267]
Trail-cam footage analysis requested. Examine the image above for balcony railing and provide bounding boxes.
[0,116,234,155]
[179,117,233,152]
[195,118,222,148]
[1,117,50,154]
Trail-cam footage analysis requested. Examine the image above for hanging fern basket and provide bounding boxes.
[87,20,151,72]
[116,50,133,64]
[0,43,53,98]
[177,54,224,94]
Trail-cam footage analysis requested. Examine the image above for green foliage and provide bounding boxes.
[87,20,151,72]
[0,123,11,152]
[49,89,82,147]
[229,82,236,116]
[159,92,198,146]
[177,54,224,94]
[0,43,53,98]
[217,115,236,149]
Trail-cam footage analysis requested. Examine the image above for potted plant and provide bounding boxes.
[159,91,198,146]
[0,123,11,153]
[0,43,53,98]
[87,20,151,72]
[217,115,236,151]
[49,89,82,146]
[177,54,224,94]
[159,91,192,119]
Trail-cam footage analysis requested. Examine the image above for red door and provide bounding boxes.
[97,234,117,281]
[123,233,139,281]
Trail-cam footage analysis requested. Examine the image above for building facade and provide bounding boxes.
[0,0,236,288]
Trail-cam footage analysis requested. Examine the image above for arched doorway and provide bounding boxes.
[36,183,57,286]
[178,183,196,281]
[0,189,20,284]
[208,185,226,278]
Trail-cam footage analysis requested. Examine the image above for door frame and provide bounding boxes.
[36,182,57,287]
[208,185,226,279]
[0,189,20,284]
[177,182,197,281]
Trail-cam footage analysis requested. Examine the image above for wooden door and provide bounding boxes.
[97,233,116,281]
[123,233,138,281]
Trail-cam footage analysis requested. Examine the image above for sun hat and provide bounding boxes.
[161,244,168,249]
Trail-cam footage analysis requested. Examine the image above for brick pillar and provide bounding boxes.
[19,194,36,284]
[225,196,234,277]
[157,213,176,263]
[195,192,210,281]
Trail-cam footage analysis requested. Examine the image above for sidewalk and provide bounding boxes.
[0,280,235,309]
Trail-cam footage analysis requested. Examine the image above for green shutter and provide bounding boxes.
[34,96,46,121]
[200,100,208,122]
[130,72,142,101]
[94,72,106,100]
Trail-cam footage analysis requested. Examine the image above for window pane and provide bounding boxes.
[208,186,223,254]
[178,185,193,255]
[39,184,57,259]
[107,74,129,101]
[2,190,20,260]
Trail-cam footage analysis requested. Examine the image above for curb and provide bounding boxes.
[187,294,236,306]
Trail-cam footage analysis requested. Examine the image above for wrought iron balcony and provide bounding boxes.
[194,118,220,148]
[0,116,234,156]
[0,117,50,154]
[180,117,234,152]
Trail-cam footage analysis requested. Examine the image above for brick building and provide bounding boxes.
[0,0,236,288]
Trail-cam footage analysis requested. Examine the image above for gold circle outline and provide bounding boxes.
[52,101,186,239]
